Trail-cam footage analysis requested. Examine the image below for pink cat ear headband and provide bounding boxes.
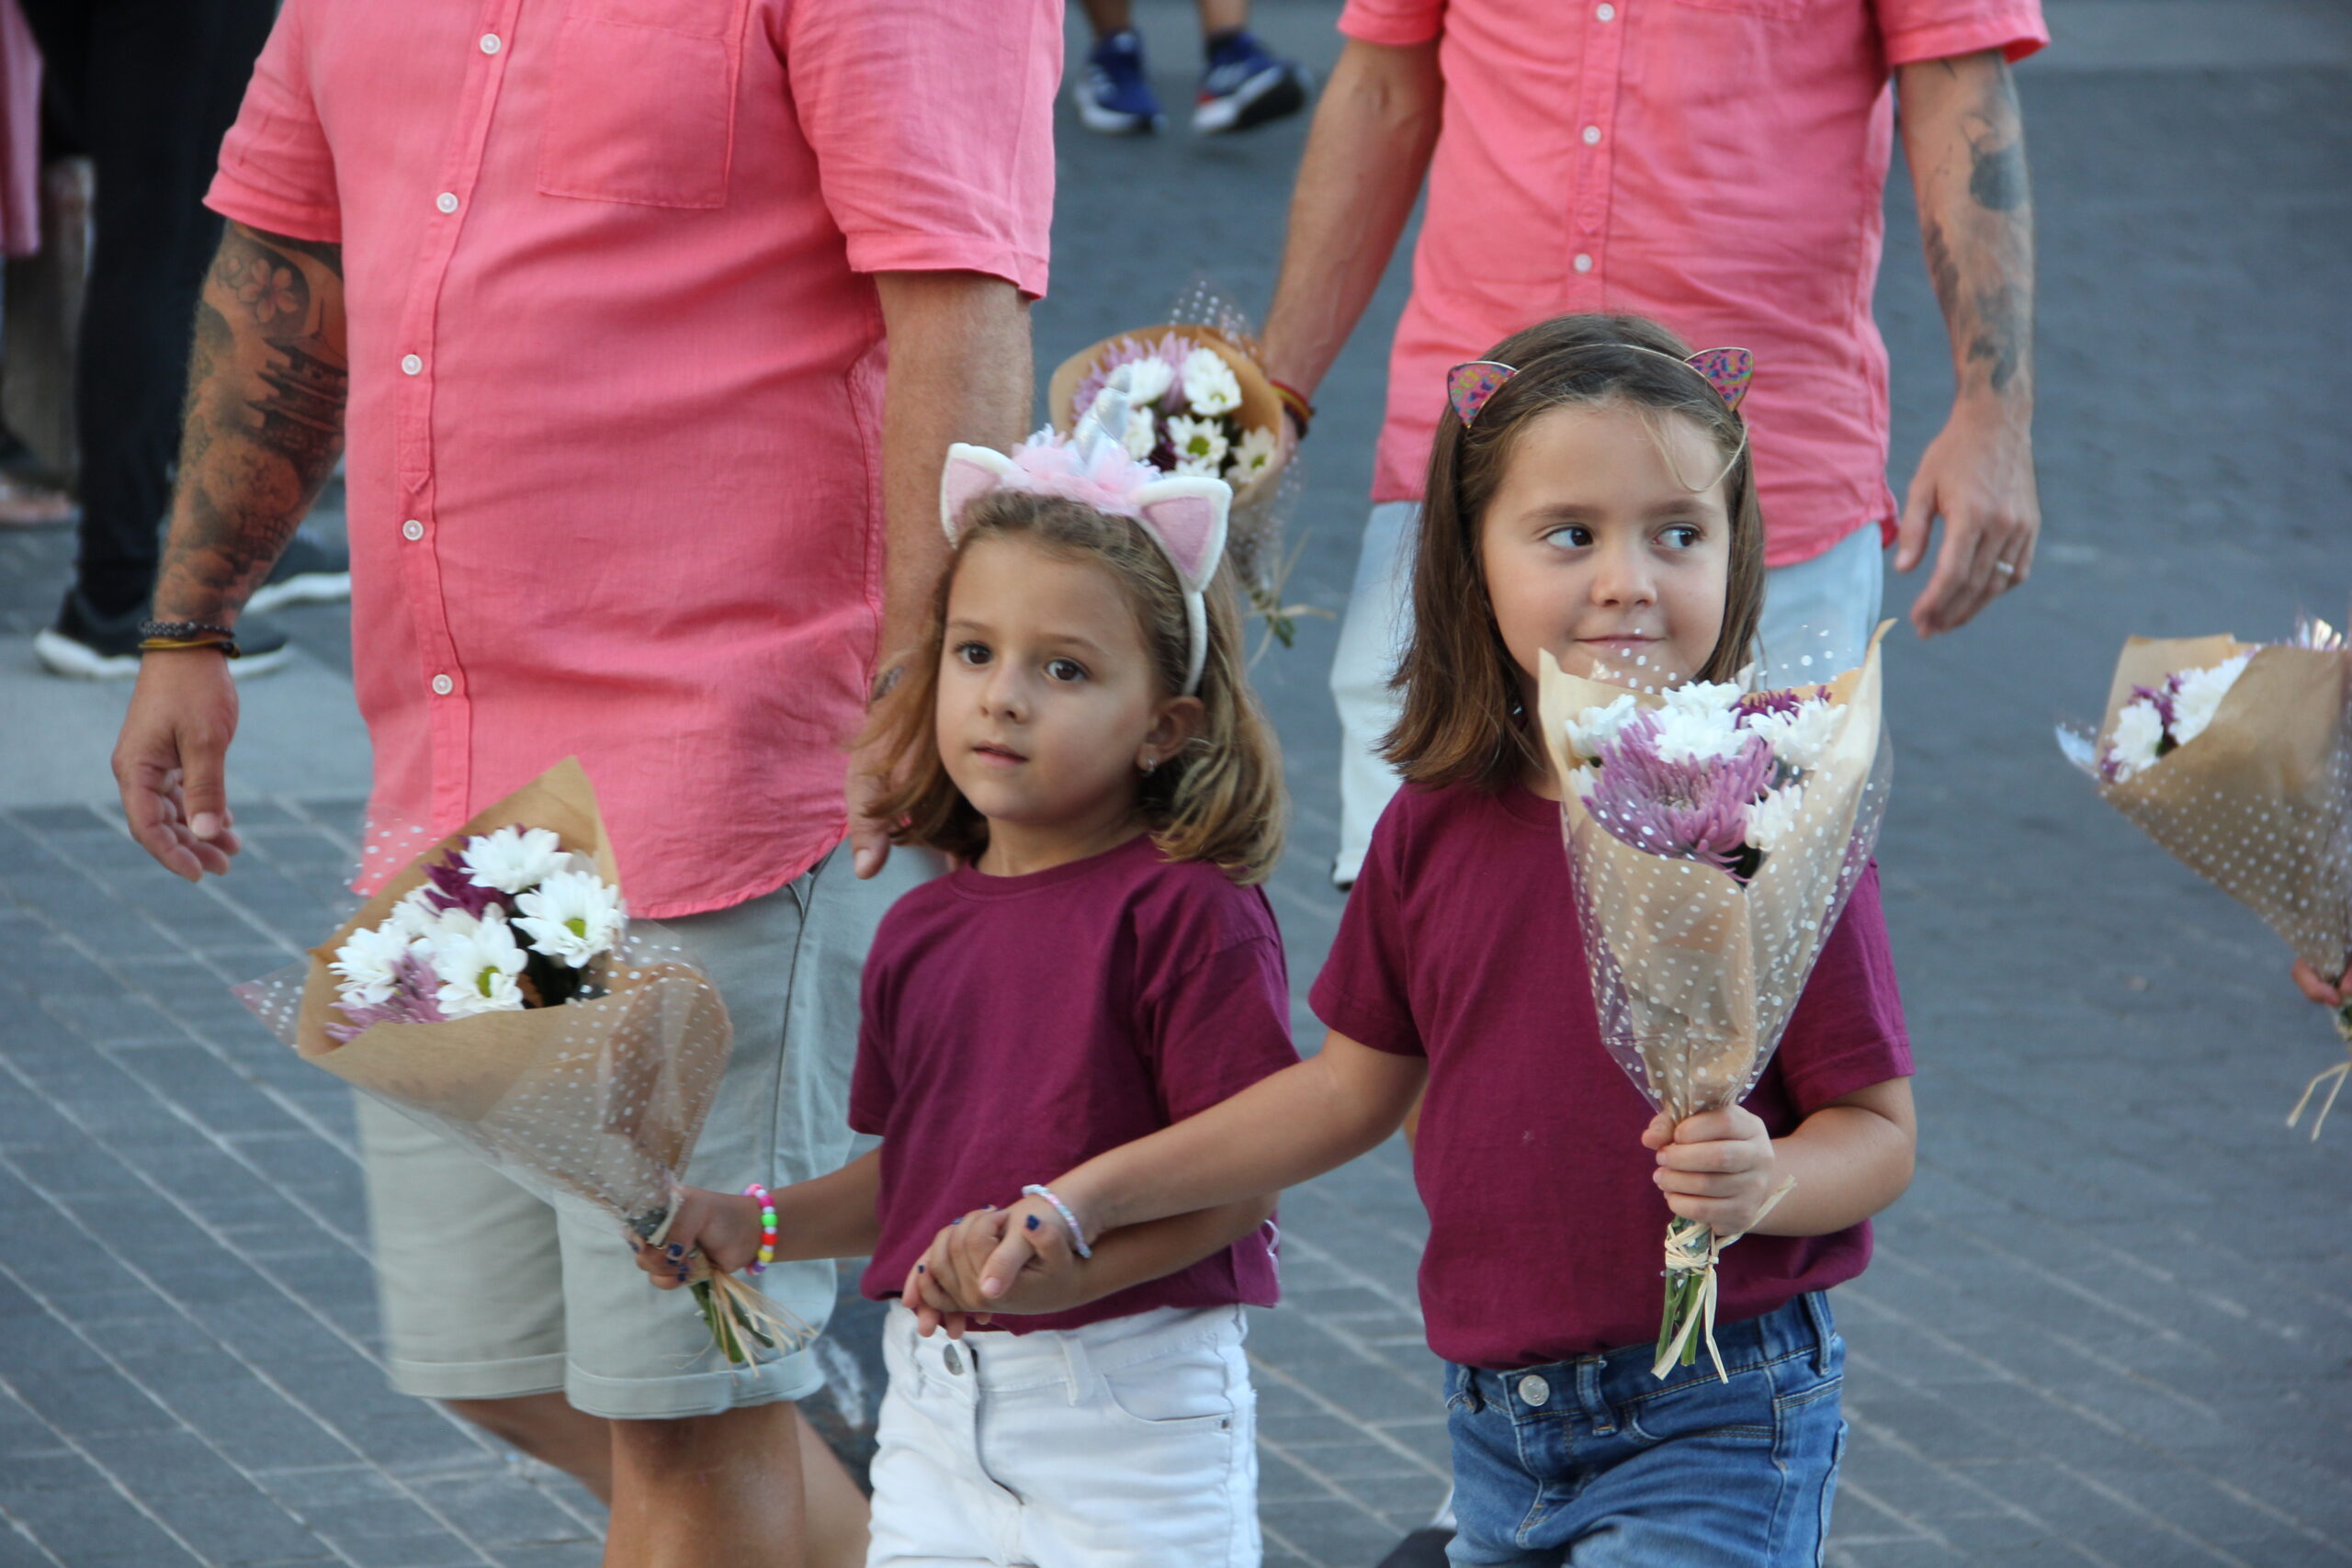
[1446,344,1755,428]
[939,367,1230,694]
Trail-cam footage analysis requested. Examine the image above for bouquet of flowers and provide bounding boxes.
[2058,619,2352,1134]
[1536,631,1892,1380]
[1049,279,1315,646]
[236,760,807,1366]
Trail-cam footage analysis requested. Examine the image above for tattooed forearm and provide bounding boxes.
[153,223,350,623]
[1898,51,2034,406]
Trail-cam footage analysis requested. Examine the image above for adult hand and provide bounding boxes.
[113,651,243,881]
[2292,959,2347,1009]
[1643,1106,1785,1237]
[1894,402,2039,639]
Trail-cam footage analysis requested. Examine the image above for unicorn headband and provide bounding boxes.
[939,366,1230,694]
[1447,344,1756,491]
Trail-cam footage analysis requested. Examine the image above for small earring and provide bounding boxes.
[1138,756,1158,774]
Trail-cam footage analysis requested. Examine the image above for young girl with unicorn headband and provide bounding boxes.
[917,315,1917,1566]
[635,368,1294,1565]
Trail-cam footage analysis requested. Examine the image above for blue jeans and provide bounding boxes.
[1443,1293,1847,1567]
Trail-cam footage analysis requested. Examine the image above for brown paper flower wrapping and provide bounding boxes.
[2087,637,2352,981]
[1535,630,1893,1122]
[236,759,732,1239]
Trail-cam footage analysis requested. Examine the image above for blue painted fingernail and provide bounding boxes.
[917,1263,926,1273]
[953,1215,963,1225]
[1025,1214,1040,1231]
[666,1243,683,1259]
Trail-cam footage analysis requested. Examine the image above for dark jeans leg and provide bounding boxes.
[19,0,275,618]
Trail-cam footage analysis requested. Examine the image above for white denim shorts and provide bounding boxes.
[867,1302,1261,1568]
[357,840,934,1421]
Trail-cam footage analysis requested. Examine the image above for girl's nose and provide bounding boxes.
[1588,540,1657,609]
[978,664,1029,721]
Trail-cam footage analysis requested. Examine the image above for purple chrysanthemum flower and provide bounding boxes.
[1585,715,1775,879]
[1736,690,1806,720]
[328,947,447,1042]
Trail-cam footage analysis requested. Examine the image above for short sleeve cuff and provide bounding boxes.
[1337,1,1443,47]
[1778,1034,1914,1117]
[1883,10,2048,66]
[206,170,342,245]
[842,232,1049,299]
[1309,979,1425,1060]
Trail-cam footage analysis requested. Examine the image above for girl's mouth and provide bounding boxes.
[972,742,1028,766]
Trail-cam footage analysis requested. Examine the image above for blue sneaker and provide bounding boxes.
[1193,28,1310,135]
[1075,28,1163,135]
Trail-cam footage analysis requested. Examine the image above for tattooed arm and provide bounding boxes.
[1892,51,2039,638]
[114,222,349,881]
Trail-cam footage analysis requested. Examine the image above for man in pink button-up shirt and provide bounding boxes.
[106,0,1056,1559]
[1268,0,2047,891]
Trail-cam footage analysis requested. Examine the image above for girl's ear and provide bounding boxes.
[1145,694,1208,760]
[940,446,1021,541]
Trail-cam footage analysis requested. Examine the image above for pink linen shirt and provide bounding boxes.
[207,0,1057,917]
[1340,0,2046,567]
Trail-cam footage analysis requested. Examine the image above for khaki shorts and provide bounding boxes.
[357,840,934,1420]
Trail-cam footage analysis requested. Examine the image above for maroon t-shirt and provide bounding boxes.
[1311,780,1912,1371]
[851,833,1297,1332]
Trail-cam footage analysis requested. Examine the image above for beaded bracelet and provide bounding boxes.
[1020,1183,1093,1259]
[1269,379,1317,442]
[741,1183,778,1276]
[137,619,243,659]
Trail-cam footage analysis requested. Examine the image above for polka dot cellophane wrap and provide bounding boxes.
[1536,628,1893,1122]
[233,759,734,1240]
[2090,637,2352,980]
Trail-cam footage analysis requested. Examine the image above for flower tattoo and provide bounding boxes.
[237,258,302,326]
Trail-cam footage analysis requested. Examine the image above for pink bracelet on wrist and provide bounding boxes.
[1021,1183,1093,1259]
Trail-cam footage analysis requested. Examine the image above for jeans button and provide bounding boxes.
[943,1343,965,1375]
[1518,1373,1551,1407]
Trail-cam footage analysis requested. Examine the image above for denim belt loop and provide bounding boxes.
[1059,1331,1094,1406]
[1575,1356,1614,1433]
[1456,1365,1486,1415]
[1800,1290,1835,1376]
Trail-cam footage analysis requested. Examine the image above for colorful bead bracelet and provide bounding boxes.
[742,1182,778,1275]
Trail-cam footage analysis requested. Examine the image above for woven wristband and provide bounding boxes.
[1020,1183,1094,1259]
[1269,379,1316,441]
[138,619,241,659]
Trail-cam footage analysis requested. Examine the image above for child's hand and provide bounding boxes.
[899,1209,1011,1339]
[628,1187,763,1290]
[1644,1108,1784,1236]
[935,1201,1095,1319]
[2291,959,2346,1009]
[973,1190,1089,1303]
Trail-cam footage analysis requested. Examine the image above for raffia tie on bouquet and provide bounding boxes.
[1654,1176,1797,1381]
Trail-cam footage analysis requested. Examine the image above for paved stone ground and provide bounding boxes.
[4,1,2350,1562]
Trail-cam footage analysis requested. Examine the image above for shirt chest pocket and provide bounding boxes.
[537,0,745,209]
[1663,0,1817,23]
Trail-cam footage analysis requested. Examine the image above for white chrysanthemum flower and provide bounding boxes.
[1660,679,1744,720]
[383,887,442,942]
[461,826,567,894]
[2105,697,2166,781]
[1122,355,1175,408]
[1565,694,1640,765]
[1166,414,1228,471]
[1181,349,1244,416]
[332,920,416,1008]
[1123,406,1157,460]
[1747,782,1808,852]
[514,868,627,968]
[1744,697,1840,772]
[1227,425,1279,485]
[431,906,527,1017]
[1651,704,1750,765]
[2170,652,2252,748]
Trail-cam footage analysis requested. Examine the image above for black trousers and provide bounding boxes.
[19,0,276,619]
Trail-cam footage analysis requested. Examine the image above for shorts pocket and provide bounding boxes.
[537,0,742,209]
[1099,1348,1240,1431]
[1623,1362,1779,1446]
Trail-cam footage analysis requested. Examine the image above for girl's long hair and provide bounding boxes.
[861,489,1286,884]
[1385,313,1768,794]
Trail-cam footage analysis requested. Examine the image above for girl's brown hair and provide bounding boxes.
[861,489,1287,884]
[1385,312,1767,793]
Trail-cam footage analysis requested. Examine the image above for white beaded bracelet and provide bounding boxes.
[1020,1183,1094,1259]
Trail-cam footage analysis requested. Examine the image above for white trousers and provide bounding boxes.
[1329,507,1886,886]
[865,1303,1261,1568]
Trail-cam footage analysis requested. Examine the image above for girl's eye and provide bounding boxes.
[1045,658,1087,682]
[1661,525,1702,550]
[1544,525,1594,549]
[955,642,991,667]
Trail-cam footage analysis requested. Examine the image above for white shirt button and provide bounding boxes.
[1574,254,1595,274]
[435,192,459,214]
[431,673,455,696]
[401,519,425,542]
[480,32,502,53]
[1518,1374,1551,1407]
[1583,125,1603,145]
[401,354,424,376]
[1596,3,1616,17]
